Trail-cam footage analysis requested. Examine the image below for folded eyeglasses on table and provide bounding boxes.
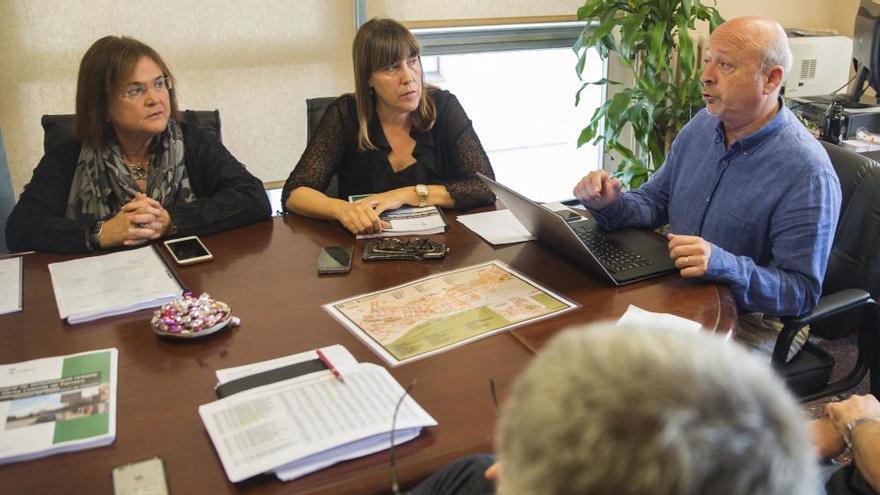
[363,237,448,261]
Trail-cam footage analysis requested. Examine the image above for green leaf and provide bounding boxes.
[677,19,694,77]
[572,0,725,190]
[576,49,588,77]
[577,0,603,20]
[645,22,667,67]
[577,125,597,148]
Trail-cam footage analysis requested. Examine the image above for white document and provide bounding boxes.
[457,203,576,246]
[0,348,117,465]
[456,210,536,245]
[200,362,436,483]
[617,304,703,333]
[48,246,183,324]
[356,205,447,239]
[0,257,22,315]
[215,345,416,481]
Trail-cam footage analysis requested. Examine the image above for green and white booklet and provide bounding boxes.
[0,348,117,465]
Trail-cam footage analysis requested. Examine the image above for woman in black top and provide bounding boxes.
[282,18,495,235]
[6,36,270,254]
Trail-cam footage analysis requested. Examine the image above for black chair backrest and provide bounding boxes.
[40,109,222,153]
[814,141,880,338]
[306,96,340,199]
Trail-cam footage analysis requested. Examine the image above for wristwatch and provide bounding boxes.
[415,184,429,208]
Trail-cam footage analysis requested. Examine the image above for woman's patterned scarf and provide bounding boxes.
[65,119,195,220]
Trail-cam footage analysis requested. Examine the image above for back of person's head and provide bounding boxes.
[351,18,435,151]
[75,35,180,149]
[496,323,818,495]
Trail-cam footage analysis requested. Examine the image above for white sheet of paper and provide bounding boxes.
[199,363,436,483]
[456,210,536,245]
[457,203,579,246]
[48,246,182,323]
[616,304,703,333]
[0,257,23,315]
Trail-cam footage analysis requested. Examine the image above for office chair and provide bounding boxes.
[306,96,340,199]
[40,109,222,153]
[773,141,880,402]
[0,128,14,254]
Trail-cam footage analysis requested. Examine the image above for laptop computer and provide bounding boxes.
[478,173,676,286]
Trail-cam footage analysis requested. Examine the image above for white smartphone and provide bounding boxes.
[163,236,214,265]
[112,457,169,495]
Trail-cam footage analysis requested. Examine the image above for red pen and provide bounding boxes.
[316,349,345,383]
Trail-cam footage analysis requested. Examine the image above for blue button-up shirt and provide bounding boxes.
[590,104,841,316]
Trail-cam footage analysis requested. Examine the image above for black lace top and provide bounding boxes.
[282,89,495,209]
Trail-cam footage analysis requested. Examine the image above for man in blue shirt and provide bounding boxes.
[574,17,842,358]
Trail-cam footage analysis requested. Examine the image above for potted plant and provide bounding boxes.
[574,0,724,188]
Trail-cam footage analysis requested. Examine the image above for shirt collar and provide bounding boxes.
[713,97,787,155]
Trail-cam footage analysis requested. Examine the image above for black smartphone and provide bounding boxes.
[164,236,214,265]
[553,209,584,224]
[317,246,353,274]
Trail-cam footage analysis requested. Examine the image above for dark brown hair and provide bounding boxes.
[352,18,436,151]
[74,35,180,148]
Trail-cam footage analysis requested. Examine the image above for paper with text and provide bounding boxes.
[48,246,182,324]
[199,363,436,483]
[0,257,22,315]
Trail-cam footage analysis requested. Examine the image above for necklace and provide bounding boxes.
[122,154,150,181]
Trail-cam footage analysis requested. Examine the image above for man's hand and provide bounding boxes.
[826,394,880,435]
[811,418,846,460]
[573,170,622,210]
[667,233,712,278]
[484,462,501,481]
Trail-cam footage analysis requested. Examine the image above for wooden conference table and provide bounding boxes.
[0,207,736,494]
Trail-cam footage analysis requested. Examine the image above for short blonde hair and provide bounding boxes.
[497,323,818,495]
[352,18,436,151]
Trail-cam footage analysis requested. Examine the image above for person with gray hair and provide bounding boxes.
[573,16,842,361]
[412,322,820,495]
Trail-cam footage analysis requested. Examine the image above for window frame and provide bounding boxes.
[411,21,589,56]
[410,20,609,201]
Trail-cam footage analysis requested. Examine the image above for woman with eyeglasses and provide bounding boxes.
[282,18,495,236]
[6,36,270,253]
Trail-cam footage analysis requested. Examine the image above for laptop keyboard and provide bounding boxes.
[571,223,653,274]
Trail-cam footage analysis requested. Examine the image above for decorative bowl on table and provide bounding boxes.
[151,292,238,339]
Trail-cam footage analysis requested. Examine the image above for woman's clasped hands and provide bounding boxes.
[100,193,172,247]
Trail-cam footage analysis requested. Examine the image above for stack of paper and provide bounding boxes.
[0,256,22,315]
[48,246,183,324]
[0,348,118,465]
[201,345,437,482]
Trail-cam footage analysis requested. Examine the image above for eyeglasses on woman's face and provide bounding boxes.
[119,76,172,100]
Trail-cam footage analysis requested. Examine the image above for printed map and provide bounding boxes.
[327,261,577,364]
